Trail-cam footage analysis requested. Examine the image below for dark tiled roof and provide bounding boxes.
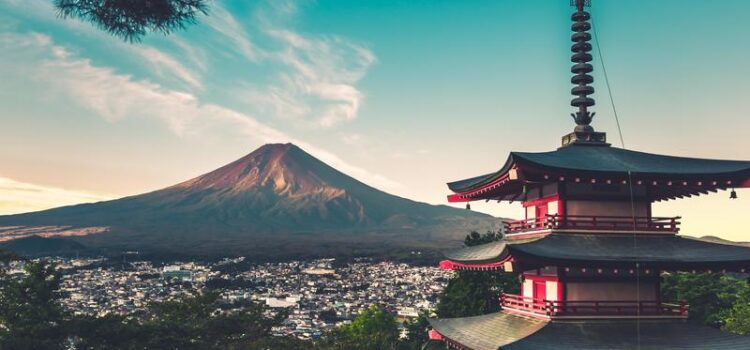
[443,234,750,268]
[428,312,546,350]
[504,319,750,350]
[515,145,750,175]
[448,144,750,193]
[430,313,750,350]
[512,234,750,267]
[443,241,510,264]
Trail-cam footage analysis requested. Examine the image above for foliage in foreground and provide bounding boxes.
[662,272,750,334]
[53,0,208,42]
[316,306,440,350]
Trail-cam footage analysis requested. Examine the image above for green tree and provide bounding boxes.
[126,293,296,349]
[436,231,519,318]
[397,314,445,350]
[317,305,399,350]
[66,314,141,350]
[722,298,750,335]
[0,261,67,350]
[54,0,208,42]
[662,272,749,326]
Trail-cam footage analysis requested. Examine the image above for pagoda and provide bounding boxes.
[427,1,750,349]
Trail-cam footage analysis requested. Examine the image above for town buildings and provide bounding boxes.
[13,257,449,339]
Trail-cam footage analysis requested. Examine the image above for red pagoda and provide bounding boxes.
[427,1,750,349]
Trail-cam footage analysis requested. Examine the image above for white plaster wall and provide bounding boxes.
[523,280,533,298]
[546,281,559,301]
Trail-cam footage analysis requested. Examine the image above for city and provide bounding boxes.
[2,256,450,340]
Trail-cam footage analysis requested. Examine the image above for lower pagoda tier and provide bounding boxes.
[437,233,750,321]
[428,312,750,350]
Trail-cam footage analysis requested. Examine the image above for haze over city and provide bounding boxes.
[1,0,748,240]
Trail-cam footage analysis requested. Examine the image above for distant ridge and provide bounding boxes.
[696,236,750,247]
[0,235,86,257]
[0,144,498,258]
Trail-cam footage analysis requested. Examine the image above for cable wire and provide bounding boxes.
[592,11,641,349]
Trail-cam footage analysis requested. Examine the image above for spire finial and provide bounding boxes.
[570,0,595,132]
[561,0,607,147]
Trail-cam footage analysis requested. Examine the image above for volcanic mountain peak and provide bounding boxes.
[173,143,338,196]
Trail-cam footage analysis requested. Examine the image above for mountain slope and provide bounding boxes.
[0,144,497,257]
[0,235,86,257]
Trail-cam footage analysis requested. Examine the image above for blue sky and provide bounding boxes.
[1,0,748,239]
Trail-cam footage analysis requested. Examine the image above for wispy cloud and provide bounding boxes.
[0,177,111,215]
[340,133,364,145]
[4,0,375,127]
[261,28,376,127]
[173,37,209,72]
[203,2,376,128]
[204,4,260,62]
[0,31,400,192]
[133,46,203,90]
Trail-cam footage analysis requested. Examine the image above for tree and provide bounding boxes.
[722,298,750,335]
[0,261,67,350]
[397,314,446,350]
[436,231,519,318]
[53,0,208,42]
[317,305,400,350]
[662,272,749,327]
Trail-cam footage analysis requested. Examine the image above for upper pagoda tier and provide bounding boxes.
[447,143,750,203]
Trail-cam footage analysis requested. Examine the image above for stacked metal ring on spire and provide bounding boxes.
[571,1,595,126]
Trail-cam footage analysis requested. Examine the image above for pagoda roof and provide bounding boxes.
[447,144,750,202]
[428,312,546,350]
[442,234,750,270]
[429,312,750,350]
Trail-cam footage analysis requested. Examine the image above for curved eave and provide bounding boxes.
[439,234,750,271]
[509,234,750,270]
[439,239,540,270]
[513,146,750,176]
[446,146,750,203]
[441,241,509,264]
[428,312,547,350]
[429,313,750,350]
[447,154,518,194]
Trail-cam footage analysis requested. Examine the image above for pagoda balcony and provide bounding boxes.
[503,214,681,235]
[500,293,688,320]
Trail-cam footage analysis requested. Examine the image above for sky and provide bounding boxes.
[0,0,748,240]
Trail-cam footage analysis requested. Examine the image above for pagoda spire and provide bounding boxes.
[571,0,595,130]
[561,0,607,146]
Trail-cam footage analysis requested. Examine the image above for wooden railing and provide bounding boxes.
[500,293,688,318]
[503,214,681,234]
[500,293,549,315]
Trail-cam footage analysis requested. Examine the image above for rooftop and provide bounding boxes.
[447,144,750,202]
[441,234,750,270]
[429,312,750,350]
